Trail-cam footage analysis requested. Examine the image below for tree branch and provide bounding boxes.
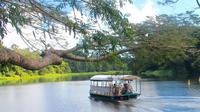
[0,46,138,70]
[0,48,62,70]
[0,44,194,70]
[49,46,80,56]
[197,0,200,8]
[60,47,140,62]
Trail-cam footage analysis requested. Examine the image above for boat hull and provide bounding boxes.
[90,93,140,101]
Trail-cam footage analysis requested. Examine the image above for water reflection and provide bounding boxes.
[0,80,200,112]
[0,75,93,86]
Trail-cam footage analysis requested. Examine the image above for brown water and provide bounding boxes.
[0,80,200,112]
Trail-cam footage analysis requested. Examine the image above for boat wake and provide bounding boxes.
[109,96,200,112]
[140,96,200,100]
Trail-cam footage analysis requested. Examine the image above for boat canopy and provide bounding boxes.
[90,75,141,81]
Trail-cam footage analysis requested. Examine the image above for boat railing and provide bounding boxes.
[90,85,112,96]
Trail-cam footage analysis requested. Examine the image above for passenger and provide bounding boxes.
[127,84,133,93]
[112,84,117,96]
[118,84,123,96]
[113,84,121,96]
[121,83,128,94]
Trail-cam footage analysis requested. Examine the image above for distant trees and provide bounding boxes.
[67,50,128,72]
[129,12,200,79]
[68,58,127,72]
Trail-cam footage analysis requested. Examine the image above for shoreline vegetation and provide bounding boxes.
[0,71,131,86]
[0,70,199,86]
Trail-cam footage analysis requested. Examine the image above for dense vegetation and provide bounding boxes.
[128,12,200,79]
[2,12,200,80]
[0,46,127,77]
[0,47,71,77]
[1,0,200,81]
[68,51,128,72]
[0,0,136,70]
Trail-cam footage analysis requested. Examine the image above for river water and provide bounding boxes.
[0,80,200,112]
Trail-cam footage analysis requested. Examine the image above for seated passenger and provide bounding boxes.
[127,84,133,93]
[121,83,128,94]
[113,84,122,96]
[112,84,117,96]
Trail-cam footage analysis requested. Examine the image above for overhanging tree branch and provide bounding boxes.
[0,46,139,69]
[61,47,140,62]
[0,44,195,70]
[0,48,62,70]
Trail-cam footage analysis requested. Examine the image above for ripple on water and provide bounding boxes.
[130,96,200,112]
[0,81,200,112]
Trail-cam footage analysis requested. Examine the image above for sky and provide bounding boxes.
[3,0,200,49]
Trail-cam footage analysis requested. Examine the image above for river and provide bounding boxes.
[0,80,200,112]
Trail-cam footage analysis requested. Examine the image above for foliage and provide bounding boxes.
[0,47,72,76]
[2,1,200,80]
[0,0,134,52]
[129,12,200,79]
[0,47,127,77]
[0,60,71,77]
[68,60,127,72]
[68,50,128,72]
[0,73,72,86]
[0,1,25,39]
[38,61,71,75]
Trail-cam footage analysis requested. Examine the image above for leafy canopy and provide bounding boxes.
[0,0,134,52]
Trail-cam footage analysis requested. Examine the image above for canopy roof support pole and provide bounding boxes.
[139,80,141,94]
[136,80,137,92]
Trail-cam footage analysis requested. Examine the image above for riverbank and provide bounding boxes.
[0,71,131,86]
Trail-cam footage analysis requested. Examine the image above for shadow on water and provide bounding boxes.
[71,75,92,81]
[89,97,137,112]
[139,80,200,112]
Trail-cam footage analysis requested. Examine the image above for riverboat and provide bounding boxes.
[89,75,141,101]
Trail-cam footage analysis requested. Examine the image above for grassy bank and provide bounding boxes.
[0,71,131,86]
[0,74,72,86]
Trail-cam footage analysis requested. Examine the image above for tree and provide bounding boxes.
[0,0,197,71]
[130,13,199,78]
[0,0,138,70]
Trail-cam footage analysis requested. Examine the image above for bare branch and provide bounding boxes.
[158,0,179,5]
[197,0,200,8]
